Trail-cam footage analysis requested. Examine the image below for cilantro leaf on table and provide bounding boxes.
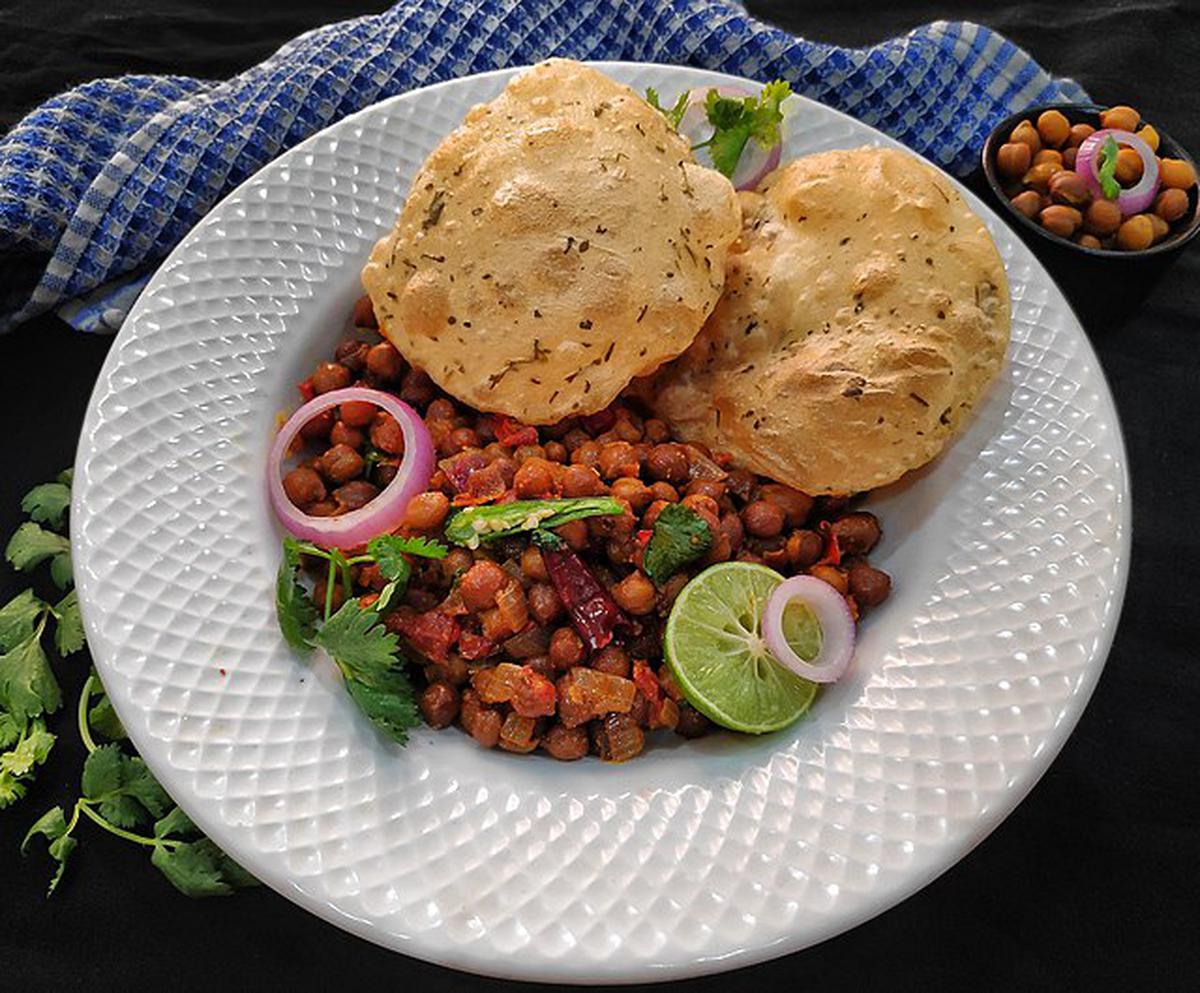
[51,589,84,656]
[0,719,55,810]
[81,743,171,828]
[154,805,200,841]
[697,80,792,179]
[642,503,714,586]
[645,86,690,129]
[0,589,47,652]
[151,837,259,898]
[6,522,71,580]
[21,481,72,531]
[22,806,76,895]
[0,623,60,723]
[0,719,54,777]
[276,538,319,652]
[87,687,127,741]
[0,711,21,750]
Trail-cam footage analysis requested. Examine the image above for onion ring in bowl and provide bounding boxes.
[763,574,856,683]
[267,386,434,549]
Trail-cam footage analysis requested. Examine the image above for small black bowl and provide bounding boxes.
[981,103,1200,261]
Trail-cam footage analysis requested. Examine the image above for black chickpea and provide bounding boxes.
[366,341,404,381]
[282,466,326,508]
[419,683,460,729]
[319,443,364,484]
[403,491,450,531]
[549,627,586,669]
[312,361,352,394]
[742,499,785,538]
[611,571,657,615]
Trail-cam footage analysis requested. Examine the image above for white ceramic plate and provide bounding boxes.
[72,64,1129,983]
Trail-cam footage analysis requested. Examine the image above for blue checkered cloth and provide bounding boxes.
[0,1,1087,333]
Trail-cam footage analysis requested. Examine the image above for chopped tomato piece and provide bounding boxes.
[395,609,460,663]
[493,415,538,448]
[458,631,497,661]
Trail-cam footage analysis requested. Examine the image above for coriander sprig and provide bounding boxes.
[2,469,256,898]
[274,534,449,744]
[22,673,258,897]
[645,80,793,180]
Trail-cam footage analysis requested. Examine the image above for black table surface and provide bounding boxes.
[1,2,1196,990]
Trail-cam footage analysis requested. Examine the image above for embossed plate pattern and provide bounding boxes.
[72,64,1129,983]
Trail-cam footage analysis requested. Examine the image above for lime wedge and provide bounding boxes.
[664,562,818,734]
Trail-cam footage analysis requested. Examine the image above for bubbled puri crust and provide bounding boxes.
[648,148,1012,496]
[362,59,742,424]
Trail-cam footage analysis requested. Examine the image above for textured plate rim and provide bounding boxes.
[71,62,1131,984]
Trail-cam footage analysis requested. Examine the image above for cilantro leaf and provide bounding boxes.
[0,719,54,809]
[6,522,70,573]
[642,503,713,586]
[81,743,171,828]
[22,805,76,894]
[368,540,411,589]
[316,599,420,743]
[1098,135,1121,200]
[21,481,71,531]
[50,551,74,590]
[276,538,319,652]
[154,805,200,840]
[344,672,419,744]
[0,626,61,723]
[696,80,792,179]
[369,533,448,565]
[57,467,74,487]
[645,87,690,130]
[151,838,258,898]
[88,687,127,741]
[51,589,84,656]
[315,599,402,684]
[0,589,48,653]
[0,711,21,750]
[0,718,55,777]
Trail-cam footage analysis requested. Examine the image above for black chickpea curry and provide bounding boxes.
[269,60,1010,761]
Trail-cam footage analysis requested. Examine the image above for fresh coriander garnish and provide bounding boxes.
[645,86,690,130]
[273,533,450,745]
[645,80,793,180]
[642,503,714,586]
[1097,134,1121,200]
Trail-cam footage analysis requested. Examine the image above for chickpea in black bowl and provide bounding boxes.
[982,103,1200,259]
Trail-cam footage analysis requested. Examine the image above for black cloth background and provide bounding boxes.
[1,2,1197,990]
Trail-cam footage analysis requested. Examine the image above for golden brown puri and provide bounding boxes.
[646,147,1011,496]
[362,59,741,424]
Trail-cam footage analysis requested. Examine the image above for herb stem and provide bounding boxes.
[77,672,99,754]
[78,802,179,849]
[324,557,336,622]
[63,799,83,838]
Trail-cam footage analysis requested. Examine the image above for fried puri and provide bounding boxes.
[648,147,1011,495]
[362,59,741,423]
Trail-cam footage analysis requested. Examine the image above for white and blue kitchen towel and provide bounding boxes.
[0,0,1087,333]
